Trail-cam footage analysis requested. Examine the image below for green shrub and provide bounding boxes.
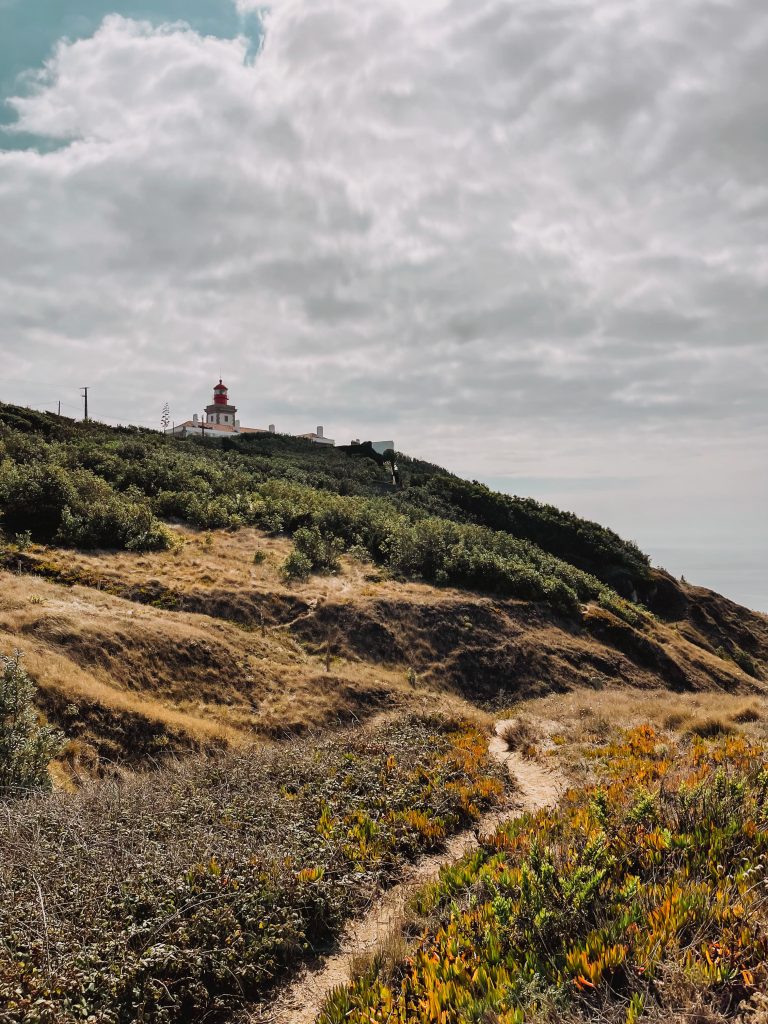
[346,544,371,564]
[13,530,32,551]
[0,461,78,540]
[397,475,651,586]
[293,525,345,573]
[0,402,650,615]
[715,644,761,679]
[0,653,64,800]
[57,496,172,551]
[597,589,650,627]
[281,548,312,582]
[732,645,760,678]
[0,460,170,552]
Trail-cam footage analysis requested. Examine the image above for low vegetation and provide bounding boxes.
[323,725,768,1024]
[0,713,504,1023]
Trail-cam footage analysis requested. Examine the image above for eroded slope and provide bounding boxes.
[1,525,765,769]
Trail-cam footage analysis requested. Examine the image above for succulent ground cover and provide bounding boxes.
[322,726,768,1024]
[0,713,504,1023]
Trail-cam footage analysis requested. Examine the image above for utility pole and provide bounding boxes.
[57,401,61,417]
[81,386,89,421]
[200,413,209,439]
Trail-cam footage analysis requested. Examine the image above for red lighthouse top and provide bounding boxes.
[213,379,229,405]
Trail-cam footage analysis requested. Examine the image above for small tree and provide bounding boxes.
[0,652,64,799]
[161,402,170,431]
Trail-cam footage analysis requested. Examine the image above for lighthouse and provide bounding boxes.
[205,379,237,426]
[165,375,336,444]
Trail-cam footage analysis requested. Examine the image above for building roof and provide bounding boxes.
[297,431,336,444]
[170,420,267,435]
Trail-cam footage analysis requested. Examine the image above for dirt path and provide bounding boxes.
[489,719,564,810]
[255,719,562,1024]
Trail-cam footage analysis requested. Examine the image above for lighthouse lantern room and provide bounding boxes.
[205,379,237,426]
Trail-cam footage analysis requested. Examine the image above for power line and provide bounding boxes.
[1,392,163,430]
[0,378,167,428]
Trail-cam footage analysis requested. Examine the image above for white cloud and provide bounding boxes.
[0,1,767,524]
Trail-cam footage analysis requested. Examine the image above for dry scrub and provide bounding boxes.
[0,712,505,1023]
[1,522,766,770]
[497,717,537,755]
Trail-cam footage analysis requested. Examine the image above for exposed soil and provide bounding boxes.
[291,589,765,700]
[2,529,766,769]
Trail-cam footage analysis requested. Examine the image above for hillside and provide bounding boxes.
[0,401,766,767]
[3,404,768,1024]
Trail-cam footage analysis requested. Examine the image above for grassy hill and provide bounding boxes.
[0,401,766,764]
[2,403,768,1023]
[0,402,649,606]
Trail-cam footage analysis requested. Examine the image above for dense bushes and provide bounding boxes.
[281,547,313,581]
[293,524,345,572]
[0,715,504,1023]
[0,460,171,551]
[0,462,78,538]
[0,403,649,614]
[0,653,63,800]
[400,476,650,586]
[323,727,768,1024]
[266,485,629,617]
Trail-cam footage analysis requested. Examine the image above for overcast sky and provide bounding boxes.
[1,1,766,604]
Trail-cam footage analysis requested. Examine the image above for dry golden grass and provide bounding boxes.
[524,686,767,738]
[0,565,419,767]
[663,710,690,730]
[732,703,762,723]
[59,526,293,592]
[687,716,735,738]
[497,717,536,753]
[23,525,468,611]
[4,523,766,779]
[501,686,768,787]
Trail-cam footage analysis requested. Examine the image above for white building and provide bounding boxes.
[165,380,271,439]
[165,380,335,446]
[371,440,395,455]
[296,425,335,446]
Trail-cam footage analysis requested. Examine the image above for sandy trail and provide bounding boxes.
[255,719,562,1024]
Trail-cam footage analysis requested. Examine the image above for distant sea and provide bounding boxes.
[646,543,768,615]
[477,476,767,616]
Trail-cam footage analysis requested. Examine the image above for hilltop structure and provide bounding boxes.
[165,380,334,445]
[205,380,237,427]
[296,425,335,446]
[351,438,394,455]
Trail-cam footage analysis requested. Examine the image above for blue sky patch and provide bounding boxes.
[0,0,264,147]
